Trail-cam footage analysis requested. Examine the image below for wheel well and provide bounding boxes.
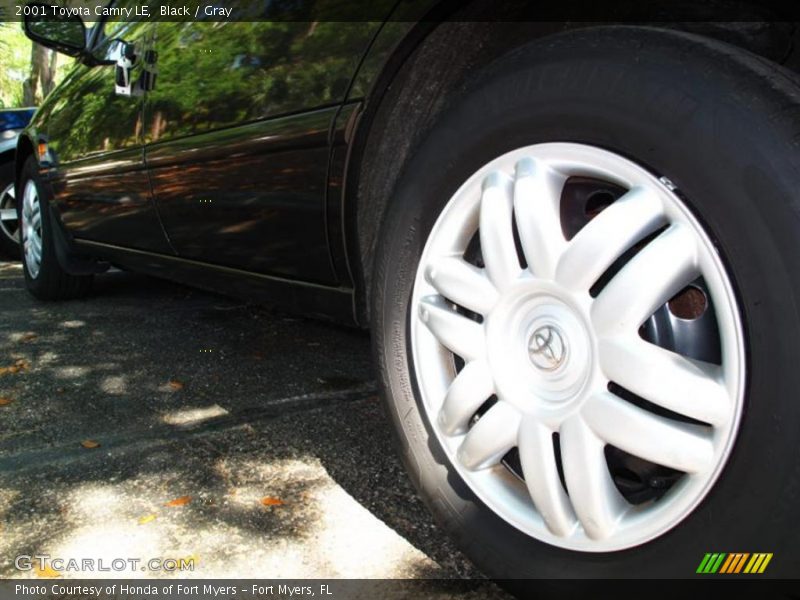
[14,136,35,192]
[346,3,795,326]
[0,150,15,184]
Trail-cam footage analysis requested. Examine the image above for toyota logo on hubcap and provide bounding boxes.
[528,325,567,371]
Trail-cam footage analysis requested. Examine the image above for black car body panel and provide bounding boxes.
[141,21,384,284]
[16,4,417,324]
[144,106,338,283]
[28,20,169,253]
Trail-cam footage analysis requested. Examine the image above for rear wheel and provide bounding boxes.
[372,27,800,579]
[0,162,20,258]
[18,157,93,300]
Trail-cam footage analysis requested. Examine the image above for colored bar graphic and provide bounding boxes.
[758,554,773,573]
[744,554,760,573]
[734,553,750,573]
[696,553,713,573]
[701,552,773,575]
[710,553,726,573]
[697,553,727,573]
[719,554,736,574]
[719,553,749,574]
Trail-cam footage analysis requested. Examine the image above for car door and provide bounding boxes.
[143,12,381,284]
[41,16,171,254]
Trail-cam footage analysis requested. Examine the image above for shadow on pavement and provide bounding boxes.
[0,262,505,595]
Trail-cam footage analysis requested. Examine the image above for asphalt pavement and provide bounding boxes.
[0,258,508,598]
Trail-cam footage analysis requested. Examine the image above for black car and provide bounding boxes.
[16,1,800,580]
[0,107,36,256]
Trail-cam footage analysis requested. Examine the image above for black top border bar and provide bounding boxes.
[1,0,800,22]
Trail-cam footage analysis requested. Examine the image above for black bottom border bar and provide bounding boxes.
[1,579,799,600]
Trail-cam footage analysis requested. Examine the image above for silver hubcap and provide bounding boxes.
[21,180,42,278]
[0,182,19,244]
[411,143,745,551]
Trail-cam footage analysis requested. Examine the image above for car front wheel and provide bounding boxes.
[372,27,800,580]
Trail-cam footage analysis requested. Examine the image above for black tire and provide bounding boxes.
[372,26,800,580]
[0,160,20,259]
[17,156,93,300]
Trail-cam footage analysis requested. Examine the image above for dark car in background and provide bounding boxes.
[15,0,800,581]
[0,107,35,256]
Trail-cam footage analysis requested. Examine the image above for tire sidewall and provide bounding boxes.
[373,27,800,578]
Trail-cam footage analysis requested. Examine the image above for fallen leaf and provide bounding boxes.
[0,359,30,377]
[165,495,191,507]
[138,514,157,525]
[167,380,184,391]
[0,397,13,406]
[35,564,60,578]
[19,332,37,343]
[261,496,284,507]
[81,439,101,449]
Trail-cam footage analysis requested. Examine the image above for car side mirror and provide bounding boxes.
[108,39,158,97]
[23,2,86,57]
